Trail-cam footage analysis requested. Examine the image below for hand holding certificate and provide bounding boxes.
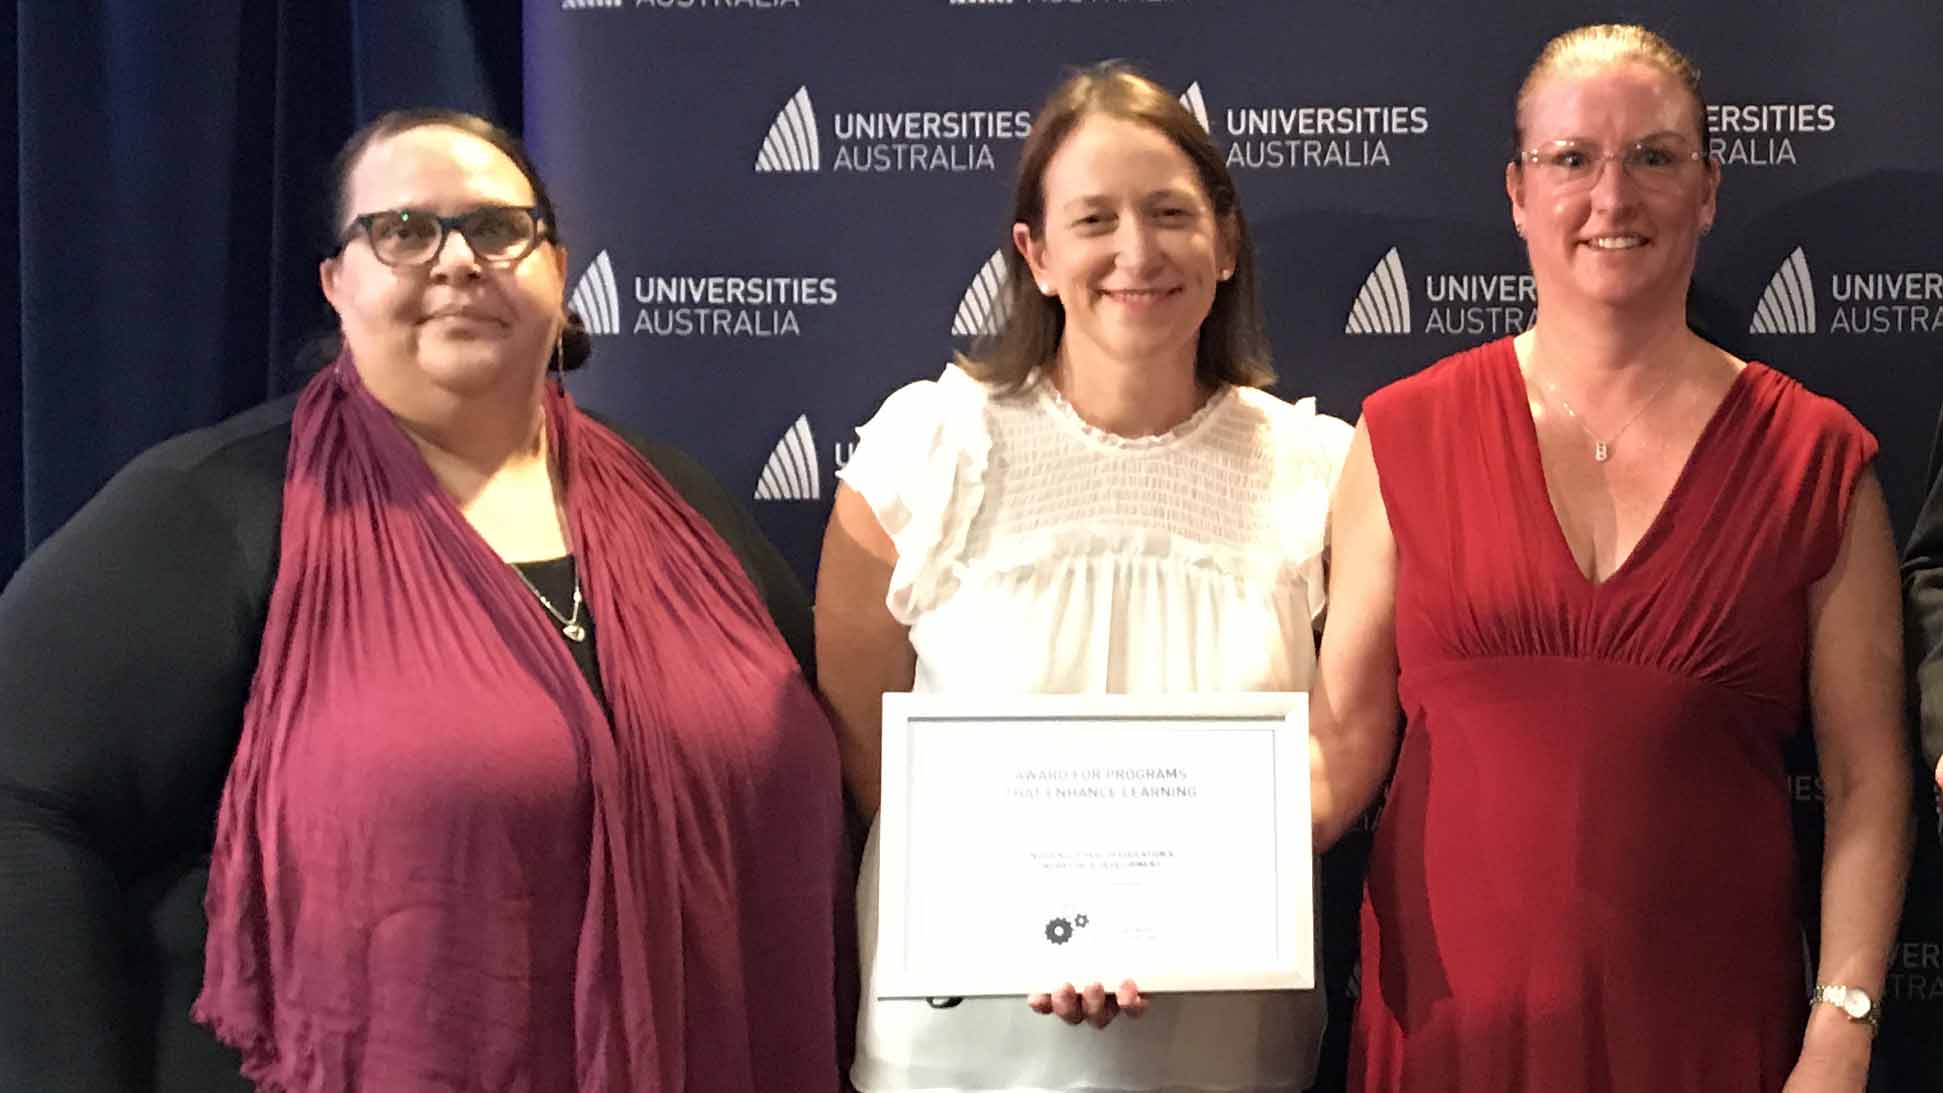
[873,693,1315,1003]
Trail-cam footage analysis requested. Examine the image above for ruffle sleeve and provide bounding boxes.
[1258,393,1353,626]
[834,363,993,624]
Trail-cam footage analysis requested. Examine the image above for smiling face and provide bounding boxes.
[1014,113,1234,378]
[1507,59,1718,319]
[321,125,567,410]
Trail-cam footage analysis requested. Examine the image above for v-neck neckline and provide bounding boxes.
[1499,342,1757,591]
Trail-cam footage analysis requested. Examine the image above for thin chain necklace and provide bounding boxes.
[511,562,587,643]
[1536,366,1676,464]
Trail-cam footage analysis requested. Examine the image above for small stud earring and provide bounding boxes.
[1038,281,1054,295]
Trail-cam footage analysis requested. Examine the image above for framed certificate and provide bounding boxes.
[874,692,1313,999]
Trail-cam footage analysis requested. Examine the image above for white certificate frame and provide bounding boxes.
[875,692,1313,999]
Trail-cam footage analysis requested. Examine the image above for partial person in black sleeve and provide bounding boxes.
[1900,403,1943,797]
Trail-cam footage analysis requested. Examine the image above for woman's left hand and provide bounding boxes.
[1781,1047,1869,1092]
[1026,980,1147,1029]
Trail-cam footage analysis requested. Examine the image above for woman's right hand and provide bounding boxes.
[1027,979,1148,1029]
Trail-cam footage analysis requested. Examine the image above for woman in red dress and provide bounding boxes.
[1308,24,1913,1093]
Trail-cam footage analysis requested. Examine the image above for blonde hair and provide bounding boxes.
[1513,24,1709,156]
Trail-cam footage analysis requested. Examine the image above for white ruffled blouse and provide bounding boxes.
[838,364,1352,1093]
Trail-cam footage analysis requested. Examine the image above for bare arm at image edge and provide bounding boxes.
[1310,418,1403,851]
[1793,470,1914,1083]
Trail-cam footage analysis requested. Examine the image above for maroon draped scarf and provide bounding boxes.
[194,360,845,1091]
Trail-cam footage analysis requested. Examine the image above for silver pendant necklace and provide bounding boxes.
[511,563,587,643]
[1537,369,1675,464]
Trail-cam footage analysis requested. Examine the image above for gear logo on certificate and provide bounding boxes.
[1042,912,1090,946]
[1044,917,1074,946]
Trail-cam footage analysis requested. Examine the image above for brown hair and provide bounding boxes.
[961,62,1272,393]
[1512,24,1712,159]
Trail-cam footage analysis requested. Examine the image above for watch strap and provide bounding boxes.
[1810,983,1881,1033]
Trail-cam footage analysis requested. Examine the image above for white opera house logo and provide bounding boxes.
[755,415,821,502]
[1179,82,1210,132]
[755,413,865,502]
[1344,247,1411,335]
[952,249,1011,338]
[756,87,821,173]
[1750,248,1816,335]
[570,251,622,336]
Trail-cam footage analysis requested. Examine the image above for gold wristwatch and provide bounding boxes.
[1809,983,1880,1034]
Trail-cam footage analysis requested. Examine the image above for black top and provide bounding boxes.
[1903,406,1943,777]
[511,555,611,712]
[0,395,815,1092]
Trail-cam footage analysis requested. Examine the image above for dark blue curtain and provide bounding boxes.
[3,4,21,585]
[6,1,526,584]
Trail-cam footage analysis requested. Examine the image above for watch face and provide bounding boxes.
[1842,989,1873,1019]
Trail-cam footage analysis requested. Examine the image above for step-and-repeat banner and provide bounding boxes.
[526,2,1943,1087]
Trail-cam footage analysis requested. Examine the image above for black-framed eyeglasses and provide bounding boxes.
[1518,138,1707,193]
[334,205,550,267]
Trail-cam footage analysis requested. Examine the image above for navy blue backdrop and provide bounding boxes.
[526,3,1941,1089]
[5,2,1941,1089]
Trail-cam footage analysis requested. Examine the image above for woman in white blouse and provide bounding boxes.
[816,63,1350,1093]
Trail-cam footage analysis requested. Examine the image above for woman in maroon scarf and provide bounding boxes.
[0,110,848,1092]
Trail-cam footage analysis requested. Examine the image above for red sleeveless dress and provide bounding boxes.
[1350,338,1876,1092]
